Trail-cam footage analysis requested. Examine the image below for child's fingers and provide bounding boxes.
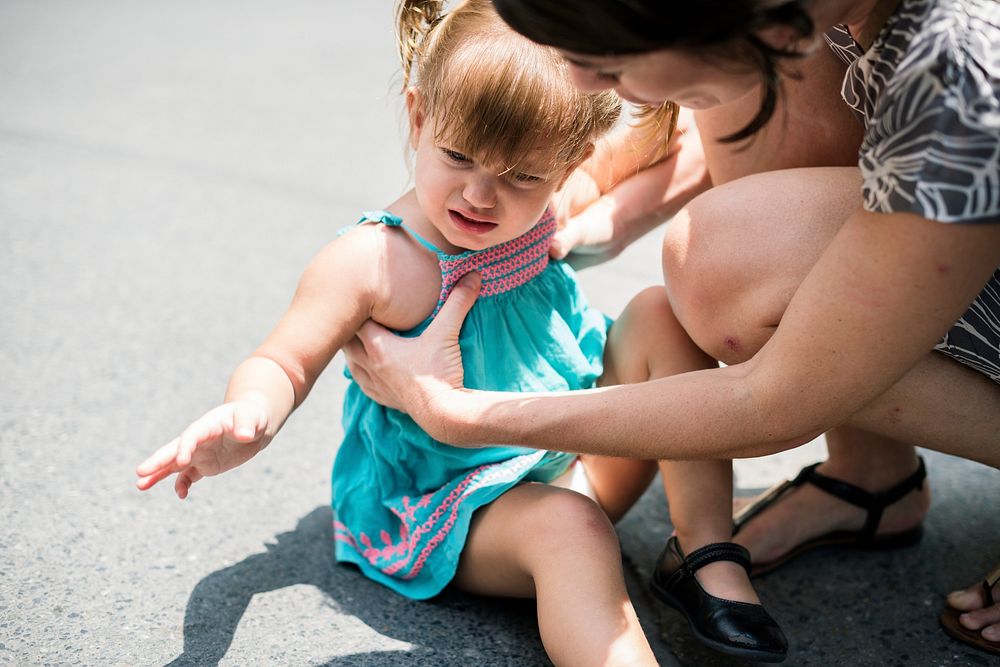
[136,437,182,477]
[135,465,177,491]
[176,414,224,467]
[175,469,204,499]
[175,473,191,499]
[232,400,266,442]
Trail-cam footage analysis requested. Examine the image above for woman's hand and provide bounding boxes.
[343,272,482,440]
[549,111,711,270]
[135,396,272,499]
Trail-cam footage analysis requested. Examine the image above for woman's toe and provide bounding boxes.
[947,584,985,611]
[959,603,1000,632]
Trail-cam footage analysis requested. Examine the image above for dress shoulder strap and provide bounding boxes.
[357,210,444,256]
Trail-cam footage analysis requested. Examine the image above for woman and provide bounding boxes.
[345,0,1000,656]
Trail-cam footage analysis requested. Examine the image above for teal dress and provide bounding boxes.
[332,209,610,600]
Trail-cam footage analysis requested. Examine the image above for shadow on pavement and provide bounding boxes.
[163,506,545,666]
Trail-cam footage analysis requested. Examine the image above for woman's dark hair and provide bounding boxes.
[491,0,814,142]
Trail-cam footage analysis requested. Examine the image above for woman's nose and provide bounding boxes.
[463,173,497,209]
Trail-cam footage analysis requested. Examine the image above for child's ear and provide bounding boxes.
[556,143,595,190]
[405,87,424,148]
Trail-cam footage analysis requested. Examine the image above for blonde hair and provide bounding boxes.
[396,0,621,176]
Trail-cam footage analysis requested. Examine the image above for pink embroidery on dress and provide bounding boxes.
[433,212,556,313]
[334,452,546,581]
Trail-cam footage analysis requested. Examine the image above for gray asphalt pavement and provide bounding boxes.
[2,2,998,665]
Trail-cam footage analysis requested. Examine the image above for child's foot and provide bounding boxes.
[650,537,788,662]
[733,459,929,572]
[692,558,761,605]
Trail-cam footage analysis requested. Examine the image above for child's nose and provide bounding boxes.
[463,174,497,209]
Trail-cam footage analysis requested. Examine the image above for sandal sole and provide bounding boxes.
[939,606,1000,656]
[751,523,924,577]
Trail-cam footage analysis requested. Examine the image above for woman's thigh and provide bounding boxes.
[662,166,862,364]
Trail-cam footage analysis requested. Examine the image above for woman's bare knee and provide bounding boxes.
[663,168,860,363]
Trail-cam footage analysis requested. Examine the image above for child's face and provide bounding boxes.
[409,104,572,252]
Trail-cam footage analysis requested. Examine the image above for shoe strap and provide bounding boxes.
[800,457,926,539]
[679,541,752,578]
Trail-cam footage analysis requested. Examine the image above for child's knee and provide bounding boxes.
[527,488,619,556]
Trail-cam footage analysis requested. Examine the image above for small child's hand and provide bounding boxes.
[135,398,271,499]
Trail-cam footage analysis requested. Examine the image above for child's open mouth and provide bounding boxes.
[449,209,498,235]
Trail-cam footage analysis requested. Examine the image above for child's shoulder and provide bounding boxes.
[316,210,442,332]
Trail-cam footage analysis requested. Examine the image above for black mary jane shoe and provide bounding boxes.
[650,536,788,663]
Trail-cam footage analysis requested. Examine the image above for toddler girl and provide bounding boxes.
[137,1,677,663]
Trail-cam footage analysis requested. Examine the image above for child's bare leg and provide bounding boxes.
[586,286,718,523]
[606,287,756,602]
[454,484,657,667]
[658,461,760,602]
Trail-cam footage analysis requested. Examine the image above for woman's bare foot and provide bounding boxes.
[946,579,1000,642]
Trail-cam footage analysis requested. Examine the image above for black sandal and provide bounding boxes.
[939,563,1000,656]
[733,457,927,576]
[650,536,788,663]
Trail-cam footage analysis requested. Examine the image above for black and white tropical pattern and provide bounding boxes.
[825,0,1000,383]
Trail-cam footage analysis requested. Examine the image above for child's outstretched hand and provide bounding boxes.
[135,398,271,499]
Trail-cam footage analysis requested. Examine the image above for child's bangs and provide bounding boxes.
[429,40,596,175]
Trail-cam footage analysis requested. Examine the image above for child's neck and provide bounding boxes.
[388,189,472,256]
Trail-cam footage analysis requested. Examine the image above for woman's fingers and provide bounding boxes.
[352,320,386,358]
[550,223,581,259]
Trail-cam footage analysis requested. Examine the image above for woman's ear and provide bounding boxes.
[556,143,595,190]
[405,87,424,148]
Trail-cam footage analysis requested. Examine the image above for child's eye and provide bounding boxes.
[596,71,620,83]
[513,172,543,184]
[442,149,470,163]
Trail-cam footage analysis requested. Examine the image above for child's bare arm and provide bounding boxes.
[136,226,384,498]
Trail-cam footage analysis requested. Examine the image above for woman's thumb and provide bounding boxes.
[429,272,480,338]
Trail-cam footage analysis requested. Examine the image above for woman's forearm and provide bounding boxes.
[446,364,816,460]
